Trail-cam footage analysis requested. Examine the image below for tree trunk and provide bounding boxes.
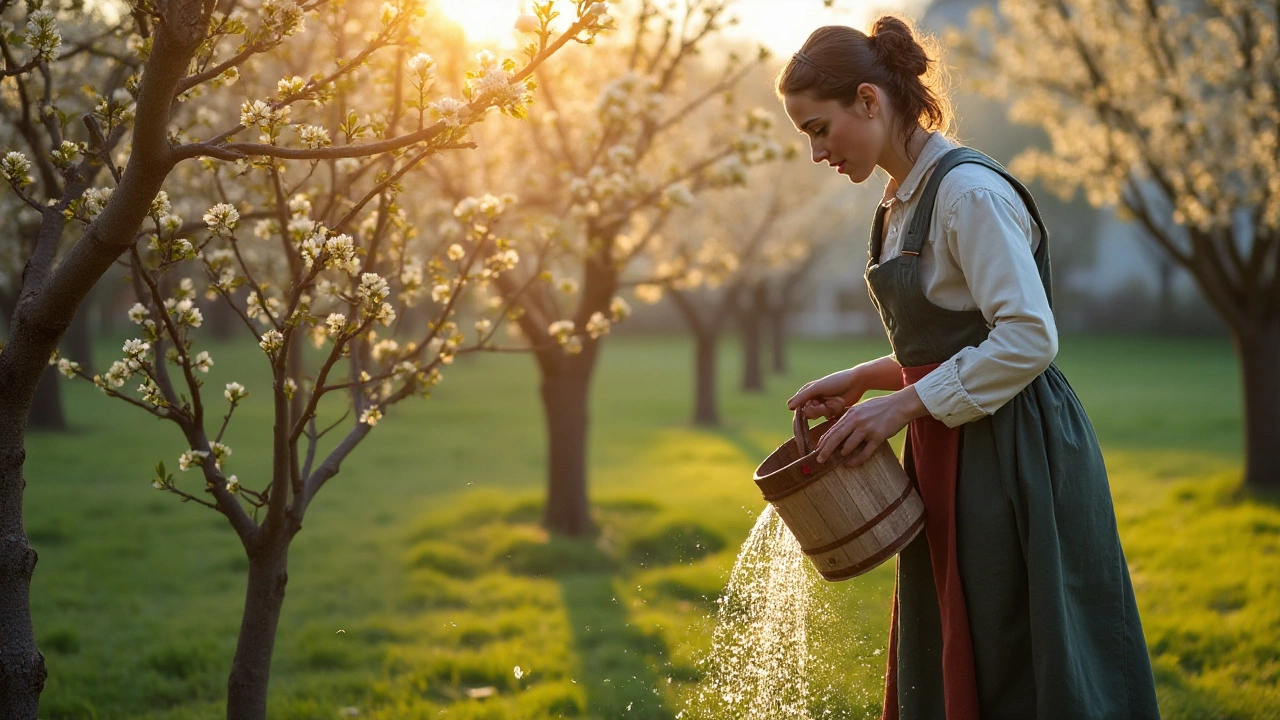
[207,287,243,341]
[27,366,66,431]
[225,539,291,720]
[0,6,213,715]
[1155,259,1175,334]
[740,282,766,392]
[1236,322,1280,492]
[769,304,788,375]
[694,331,720,426]
[541,360,593,537]
[0,353,49,719]
[62,286,96,373]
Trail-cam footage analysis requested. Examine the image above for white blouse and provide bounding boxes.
[873,132,1058,428]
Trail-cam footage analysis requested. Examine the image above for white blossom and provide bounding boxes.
[1,151,32,187]
[277,75,306,97]
[259,329,284,354]
[548,320,574,341]
[25,9,61,62]
[210,442,231,469]
[323,234,358,274]
[430,97,468,128]
[298,124,331,149]
[56,359,80,378]
[178,449,209,472]
[204,203,240,236]
[357,273,390,304]
[122,338,151,358]
[79,187,113,218]
[359,406,382,426]
[224,381,249,403]
[325,313,346,335]
[128,303,150,324]
[610,296,632,321]
[585,311,611,338]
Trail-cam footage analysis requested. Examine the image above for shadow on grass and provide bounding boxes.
[558,574,676,720]
[709,423,777,474]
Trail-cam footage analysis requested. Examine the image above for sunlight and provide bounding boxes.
[434,0,525,48]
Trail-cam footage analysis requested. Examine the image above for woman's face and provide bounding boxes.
[783,86,885,184]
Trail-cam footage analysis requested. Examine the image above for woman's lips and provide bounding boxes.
[836,161,847,175]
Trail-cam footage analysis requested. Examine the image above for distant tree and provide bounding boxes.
[953,0,1280,489]
[431,0,787,535]
[0,1,606,717]
[662,186,787,425]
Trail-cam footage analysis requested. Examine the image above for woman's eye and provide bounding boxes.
[814,126,827,137]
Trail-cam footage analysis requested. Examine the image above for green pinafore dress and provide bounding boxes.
[864,147,1162,720]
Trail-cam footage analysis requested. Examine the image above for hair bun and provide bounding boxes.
[870,16,929,77]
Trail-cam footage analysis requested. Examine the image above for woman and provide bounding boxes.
[777,17,1161,720]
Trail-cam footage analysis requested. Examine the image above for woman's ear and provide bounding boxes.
[856,83,879,119]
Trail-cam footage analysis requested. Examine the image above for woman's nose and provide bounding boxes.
[811,142,827,164]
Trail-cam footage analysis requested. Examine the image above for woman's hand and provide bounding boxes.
[814,386,930,467]
[787,367,864,421]
[787,355,907,421]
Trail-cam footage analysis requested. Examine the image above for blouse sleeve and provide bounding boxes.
[910,183,1058,427]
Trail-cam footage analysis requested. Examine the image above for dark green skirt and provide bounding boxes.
[890,364,1162,720]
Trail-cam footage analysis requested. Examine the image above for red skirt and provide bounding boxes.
[882,363,980,720]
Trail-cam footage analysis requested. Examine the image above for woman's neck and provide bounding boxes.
[880,125,931,187]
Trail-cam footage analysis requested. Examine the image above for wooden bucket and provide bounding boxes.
[753,410,925,581]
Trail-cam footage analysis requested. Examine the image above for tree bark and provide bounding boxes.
[740,281,766,392]
[1236,321,1280,492]
[769,303,788,375]
[693,331,720,426]
[207,288,241,341]
[0,4,213,714]
[225,538,291,720]
[62,285,97,373]
[540,358,593,536]
[26,366,66,431]
[0,434,44,720]
[0,328,54,718]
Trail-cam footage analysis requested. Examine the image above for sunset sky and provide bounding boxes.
[436,0,918,55]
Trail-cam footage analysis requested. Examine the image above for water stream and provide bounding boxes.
[685,505,836,719]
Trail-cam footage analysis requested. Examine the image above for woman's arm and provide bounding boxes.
[911,182,1057,427]
[856,354,907,393]
[787,353,906,420]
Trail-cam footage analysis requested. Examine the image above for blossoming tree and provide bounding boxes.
[650,182,793,424]
[951,0,1280,490]
[431,0,787,536]
[0,1,608,717]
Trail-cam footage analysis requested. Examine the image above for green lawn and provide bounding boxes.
[22,333,1278,718]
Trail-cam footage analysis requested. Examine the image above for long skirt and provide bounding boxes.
[884,364,1161,720]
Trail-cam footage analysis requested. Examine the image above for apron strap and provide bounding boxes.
[901,147,1055,307]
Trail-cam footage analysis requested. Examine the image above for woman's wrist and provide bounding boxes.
[893,385,930,424]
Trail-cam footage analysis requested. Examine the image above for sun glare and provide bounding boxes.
[434,0,525,48]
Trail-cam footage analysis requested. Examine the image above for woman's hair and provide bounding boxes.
[776,16,953,158]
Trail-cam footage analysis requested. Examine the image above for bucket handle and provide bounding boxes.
[792,408,815,457]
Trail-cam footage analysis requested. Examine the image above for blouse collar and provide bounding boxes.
[878,131,957,207]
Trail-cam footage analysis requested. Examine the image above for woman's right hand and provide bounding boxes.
[786,355,906,420]
[787,368,866,421]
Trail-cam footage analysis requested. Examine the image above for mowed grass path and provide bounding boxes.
[22,334,1278,718]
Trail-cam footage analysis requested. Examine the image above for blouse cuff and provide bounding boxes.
[912,359,987,428]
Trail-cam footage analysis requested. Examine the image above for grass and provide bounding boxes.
[21,332,1278,718]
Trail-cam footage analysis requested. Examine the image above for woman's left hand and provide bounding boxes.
[814,387,930,467]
